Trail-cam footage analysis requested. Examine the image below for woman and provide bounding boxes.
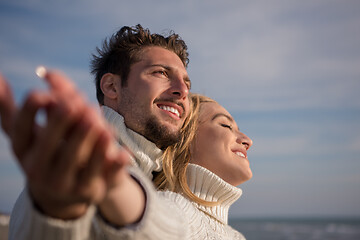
[95,94,253,239]
[152,94,253,239]
[96,94,253,239]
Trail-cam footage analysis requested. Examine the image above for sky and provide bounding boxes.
[0,0,359,219]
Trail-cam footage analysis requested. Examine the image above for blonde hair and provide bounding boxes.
[153,93,218,206]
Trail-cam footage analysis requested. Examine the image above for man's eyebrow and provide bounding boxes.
[148,64,171,69]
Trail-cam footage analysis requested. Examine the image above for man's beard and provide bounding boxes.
[144,116,181,150]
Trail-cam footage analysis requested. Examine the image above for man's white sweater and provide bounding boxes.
[9,107,246,239]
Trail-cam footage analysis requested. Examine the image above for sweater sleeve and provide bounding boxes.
[95,166,189,240]
[8,188,100,240]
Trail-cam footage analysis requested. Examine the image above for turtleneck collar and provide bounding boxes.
[101,106,163,179]
[186,163,243,225]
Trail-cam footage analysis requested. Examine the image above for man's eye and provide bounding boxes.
[185,80,191,90]
[221,124,233,130]
[154,70,168,77]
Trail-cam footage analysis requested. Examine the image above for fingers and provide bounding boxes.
[25,102,81,181]
[23,97,110,218]
[23,67,92,175]
[38,67,76,95]
[52,109,101,192]
[40,68,90,106]
[0,73,17,136]
[42,103,111,200]
[5,67,129,218]
[18,67,132,213]
[69,106,130,203]
[75,131,110,203]
[12,91,54,160]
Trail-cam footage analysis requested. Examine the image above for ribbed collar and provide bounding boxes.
[101,106,163,179]
[186,164,243,225]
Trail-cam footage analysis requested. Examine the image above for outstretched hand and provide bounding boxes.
[0,69,132,219]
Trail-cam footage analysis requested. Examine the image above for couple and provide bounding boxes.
[0,24,253,239]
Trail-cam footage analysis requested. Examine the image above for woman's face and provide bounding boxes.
[190,102,253,186]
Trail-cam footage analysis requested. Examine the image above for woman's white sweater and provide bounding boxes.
[96,164,246,240]
[160,164,246,239]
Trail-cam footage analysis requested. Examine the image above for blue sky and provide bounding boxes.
[0,0,359,218]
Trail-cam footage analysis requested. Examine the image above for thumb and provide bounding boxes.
[105,148,131,188]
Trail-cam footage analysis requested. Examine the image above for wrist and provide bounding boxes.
[29,188,90,220]
[34,200,89,220]
[98,174,145,226]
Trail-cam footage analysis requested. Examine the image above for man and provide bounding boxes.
[0,24,191,239]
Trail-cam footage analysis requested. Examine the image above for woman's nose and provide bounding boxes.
[236,132,253,150]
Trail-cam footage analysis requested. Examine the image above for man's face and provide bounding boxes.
[116,46,190,148]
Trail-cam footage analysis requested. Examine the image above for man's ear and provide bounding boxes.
[100,73,120,100]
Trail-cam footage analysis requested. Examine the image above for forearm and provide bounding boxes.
[9,189,97,240]
[98,171,145,226]
[29,187,89,220]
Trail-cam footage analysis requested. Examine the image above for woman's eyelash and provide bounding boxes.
[221,124,233,130]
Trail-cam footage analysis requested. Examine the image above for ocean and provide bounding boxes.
[229,218,360,240]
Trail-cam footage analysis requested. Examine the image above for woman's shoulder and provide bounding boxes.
[157,190,199,215]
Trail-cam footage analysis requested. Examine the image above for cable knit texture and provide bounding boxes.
[98,164,246,239]
[156,164,245,240]
[102,106,163,178]
[9,189,98,240]
[186,163,242,225]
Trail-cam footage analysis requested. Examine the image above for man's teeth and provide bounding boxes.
[159,105,180,117]
[235,152,246,158]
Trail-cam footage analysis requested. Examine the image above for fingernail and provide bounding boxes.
[35,65,47,78]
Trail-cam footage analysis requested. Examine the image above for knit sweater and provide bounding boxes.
[9,107,246,239]
[101,164,246,240]
[167,163,245,239]
[9,167,189,240]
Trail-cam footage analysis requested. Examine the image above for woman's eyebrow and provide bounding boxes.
[211,113,234,122]
[212,113,240,131]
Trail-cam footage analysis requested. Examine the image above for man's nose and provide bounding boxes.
[170,76,189,99]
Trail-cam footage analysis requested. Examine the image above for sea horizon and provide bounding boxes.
[229,216,360,240]
[230,215,360,221]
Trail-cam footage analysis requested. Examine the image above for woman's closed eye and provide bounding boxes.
[221,123,233,130]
